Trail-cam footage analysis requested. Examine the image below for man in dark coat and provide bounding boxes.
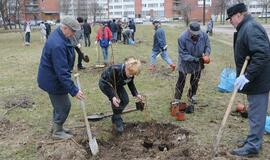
[37,17,85,140]
[128,19,136,41]
[227,3,270,157]
[45,21,51,39]
[82,18,91,47]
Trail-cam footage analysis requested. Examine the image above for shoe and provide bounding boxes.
[148,65,156,72]
[52,123,73,140]
[112,114,124,134]
[230,147,258,157]
[169,64,176,71]
[185,105,194,114]
[188,95,197,104]
[78,66,86,70]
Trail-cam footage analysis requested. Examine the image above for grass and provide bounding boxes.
[0,23,270,159]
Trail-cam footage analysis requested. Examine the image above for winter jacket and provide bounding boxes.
[96,26,112,47]
[110,22,118,32]
[82,22,91,35]
[128,21,136,33]
[177,30,211,73]
[99,64,138,100]
[152,27,167,52]
[37,27,78,96]
[233,15,270,94]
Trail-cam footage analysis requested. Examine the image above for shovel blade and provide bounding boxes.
[89,137,99,156]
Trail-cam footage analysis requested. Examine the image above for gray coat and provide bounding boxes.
[177,30,211,73]
[234,15,270,94]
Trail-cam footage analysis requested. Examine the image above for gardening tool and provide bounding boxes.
[87,107,141,121]
[110,43,115,65]
[212,56,250,158]
[74,73,99,156]
[94,44,105,68]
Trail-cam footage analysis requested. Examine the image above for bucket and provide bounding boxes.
[178,102,187,111]
[171,105,179,117]
[236,103,246,113]
[176,111,185,121]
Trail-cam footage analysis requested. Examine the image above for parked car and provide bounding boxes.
[135,18,143,24]
[158,17,169,23]
[258,13,270,18]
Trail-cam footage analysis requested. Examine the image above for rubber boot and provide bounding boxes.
[112,114,124,134]
[52,123,73,140]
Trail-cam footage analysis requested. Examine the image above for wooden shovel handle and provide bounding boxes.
[213,56,250,156]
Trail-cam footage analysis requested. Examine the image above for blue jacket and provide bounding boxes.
[178,30,211,73]
[37,27,79,96]
[152,27,166,52]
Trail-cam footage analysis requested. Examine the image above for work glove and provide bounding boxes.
[95,41,98,45]
[234,75,250,91]
[109,41,112,45]
[76,43,81,48]
[193,57,200,62]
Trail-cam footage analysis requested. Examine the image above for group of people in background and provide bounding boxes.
[36,2,270,158]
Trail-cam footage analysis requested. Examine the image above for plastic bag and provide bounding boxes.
[265,116,270,133]
[128,38,135,45]
[217,68,236,93]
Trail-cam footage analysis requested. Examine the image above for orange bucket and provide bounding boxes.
[170,102,179,117]
[176,111,185,121]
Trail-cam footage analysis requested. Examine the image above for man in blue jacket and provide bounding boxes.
[37,16,85,139]
[174,21,211,106]
[226,3,270,157]
[149,20,176,71]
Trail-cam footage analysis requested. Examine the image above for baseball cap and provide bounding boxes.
[189,22,201,35]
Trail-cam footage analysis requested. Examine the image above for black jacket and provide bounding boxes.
[234,15,270,94]
[82,22,91,35]
[99,64,138,100]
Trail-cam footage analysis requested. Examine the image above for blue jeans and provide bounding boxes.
[101,47,109,63]
[49,94,71,125]
[150,50,173,65]
[112,32,117,41]
[244,92,269,152]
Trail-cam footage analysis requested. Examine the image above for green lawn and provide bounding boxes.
[0,23,270,159]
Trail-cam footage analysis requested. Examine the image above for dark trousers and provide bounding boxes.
[117,32,122,41]
[74,47,84,68]
[99,81,129,114]
[49,94,71,125]
[84,33,91,47]
[122,34,129,44]
[175,71,201,100]
[131,32,135,41]
[25,32,30,43]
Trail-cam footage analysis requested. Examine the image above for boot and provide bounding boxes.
[112,114,124,134]
[52,123,73,140]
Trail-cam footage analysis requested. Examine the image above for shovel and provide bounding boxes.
[74,73,99,156]
[87,107,138,121]
[94,44,105,68]
[212,56,250,158]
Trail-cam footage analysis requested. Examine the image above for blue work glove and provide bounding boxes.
[193,57,200,62]
[234,75,250,90]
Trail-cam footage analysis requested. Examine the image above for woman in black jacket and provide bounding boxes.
[99,57,143,134]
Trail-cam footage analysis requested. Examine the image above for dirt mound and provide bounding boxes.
[4,94,34,108]
[38,121,204,160]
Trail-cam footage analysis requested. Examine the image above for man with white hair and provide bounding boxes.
[37,16,85,139]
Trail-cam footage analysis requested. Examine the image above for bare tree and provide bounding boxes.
[89,1,103,24]
[260,0,270,23]
[60,0,71,16]
[0,0,8,29]
[214,0,232,24]
[180,2,191,26]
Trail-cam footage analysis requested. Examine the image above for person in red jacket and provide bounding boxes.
[95,22,112,66]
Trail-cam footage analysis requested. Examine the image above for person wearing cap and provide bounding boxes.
[149,20,176,71]
[95,22,113,66]
[174,21,211,106]
[37,16,85,140]
[69,17,88,70]
[226,3,270,157]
